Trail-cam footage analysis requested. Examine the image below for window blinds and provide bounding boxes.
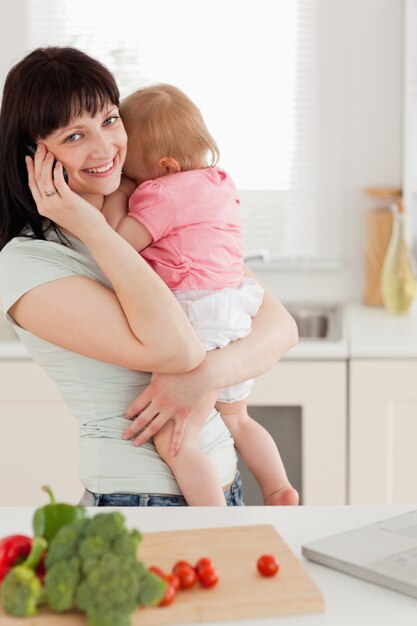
[27,0,345,267]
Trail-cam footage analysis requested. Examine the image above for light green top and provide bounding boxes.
[0,229,237,495]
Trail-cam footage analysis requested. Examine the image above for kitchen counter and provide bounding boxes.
[0,506,415,625]
[1,301,417,360]
[285,302,417,360]
[283,333,348,360]
[347,302,417,358]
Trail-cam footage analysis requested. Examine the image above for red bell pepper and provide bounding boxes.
[0,535,34,582]
[35,550,47,583]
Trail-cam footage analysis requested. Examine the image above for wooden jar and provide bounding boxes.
[363,187,401,307]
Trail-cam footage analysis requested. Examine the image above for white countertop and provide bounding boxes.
[1,301,417,360]
[283,336,349,360]
[347,302,417,358]
[0,506,415,625]
[285,302,417,360]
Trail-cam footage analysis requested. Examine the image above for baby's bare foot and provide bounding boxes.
[264,485,299,506]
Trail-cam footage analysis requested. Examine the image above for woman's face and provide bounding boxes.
[41,104,127,199]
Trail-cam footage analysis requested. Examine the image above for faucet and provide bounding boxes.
[243,248,271,264]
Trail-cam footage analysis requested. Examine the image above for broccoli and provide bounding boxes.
[43,512,166,626]
[136,566,167,607]
[44,517,89,568]
[75,553,141,626]
[44,556,80,612]
[112,529,143,562]
[86,511,127,541]
[1,537,47,617]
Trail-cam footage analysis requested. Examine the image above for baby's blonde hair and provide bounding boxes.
[120,84,219,171]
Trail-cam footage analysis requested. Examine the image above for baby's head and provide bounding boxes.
[120,84,219,184]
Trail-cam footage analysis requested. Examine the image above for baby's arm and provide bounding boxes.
[116,216,153,252]
[102,176,153,252]
[101,176,135,229]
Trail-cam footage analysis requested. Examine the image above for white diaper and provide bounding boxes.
[175,277,264,403]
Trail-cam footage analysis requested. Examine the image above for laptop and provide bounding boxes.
[302,510,417,599]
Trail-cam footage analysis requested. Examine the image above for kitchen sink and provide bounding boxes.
[284,303,344,341]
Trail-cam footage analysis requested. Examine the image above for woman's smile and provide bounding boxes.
[83,154,118,176]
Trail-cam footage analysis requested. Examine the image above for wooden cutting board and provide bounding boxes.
[0,525,324,625]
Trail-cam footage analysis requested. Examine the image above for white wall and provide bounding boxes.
[0,0,403,304]
[0,1,28,92]
[255,0,403,303]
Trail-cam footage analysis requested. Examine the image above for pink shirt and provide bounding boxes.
[127,167,243,291]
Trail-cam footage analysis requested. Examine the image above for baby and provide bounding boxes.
[102,84,298,506]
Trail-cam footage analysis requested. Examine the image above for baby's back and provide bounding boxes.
[128,167,244,292]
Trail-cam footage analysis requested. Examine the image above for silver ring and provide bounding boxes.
[45,188,57,197]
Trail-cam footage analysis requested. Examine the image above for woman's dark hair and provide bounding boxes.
[0,47,120,249]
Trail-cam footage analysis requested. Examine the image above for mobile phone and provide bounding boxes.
[25,143,69,184]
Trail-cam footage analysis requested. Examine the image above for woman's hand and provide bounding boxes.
[26,144,105,238]
[122,364,218,456]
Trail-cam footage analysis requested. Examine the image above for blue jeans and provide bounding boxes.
[79,471,244,507]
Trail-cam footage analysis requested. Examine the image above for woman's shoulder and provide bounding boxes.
[0,229,106,285]
[2,226,90,257]
[0,232,73,290]
[0,233,51,264]
[0,229,110,319]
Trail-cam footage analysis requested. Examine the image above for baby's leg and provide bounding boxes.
[153,419,226,506]
[217,400,299,506]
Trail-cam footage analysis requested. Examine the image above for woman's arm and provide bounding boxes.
[10,149,205,374]
[123,269,298,452]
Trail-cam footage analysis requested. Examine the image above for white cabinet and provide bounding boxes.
[249,361,347,505]
[0,362,83,505]
[349,359,417,504]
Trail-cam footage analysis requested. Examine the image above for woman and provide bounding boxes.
[0,47,298,506]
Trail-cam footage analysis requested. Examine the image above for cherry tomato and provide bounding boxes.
[197,564,219,588]
[195,557,213,573]
[159,583,176,607]
[172,559,192,572]
[257,554,279,577]
[165,573,181,592]
[149,565,167,579]
[172,561,197,589]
